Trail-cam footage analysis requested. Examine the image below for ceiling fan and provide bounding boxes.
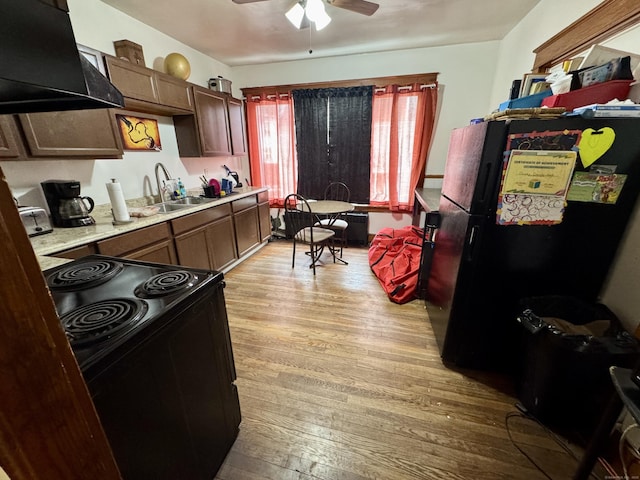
[232,0,379,16]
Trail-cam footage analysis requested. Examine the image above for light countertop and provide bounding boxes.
[30,187,267,260]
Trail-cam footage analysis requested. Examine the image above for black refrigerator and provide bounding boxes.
[426,117,640,371]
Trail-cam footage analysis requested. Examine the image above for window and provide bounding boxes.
[245,93,297,208]
[244,75,438,211]
[371,85,437,211]
[293,86,372,204]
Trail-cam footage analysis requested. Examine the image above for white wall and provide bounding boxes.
[489,0,602,109]
[232,42,501,187]
[1,0,247,209]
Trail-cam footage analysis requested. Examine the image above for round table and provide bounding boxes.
[302,200,354,215]
[300,200,354,264]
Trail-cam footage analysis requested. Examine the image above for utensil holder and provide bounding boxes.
[203,185,218,198]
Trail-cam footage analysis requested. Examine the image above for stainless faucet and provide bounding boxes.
[154,162,172,203]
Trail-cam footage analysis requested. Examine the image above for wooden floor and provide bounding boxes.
[214,240,594,480]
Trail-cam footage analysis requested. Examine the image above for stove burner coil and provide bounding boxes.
[134,270,198,298]
[61,298,148,347]
[48,259,124,291]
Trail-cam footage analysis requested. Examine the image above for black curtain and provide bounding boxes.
[293,86,372,203]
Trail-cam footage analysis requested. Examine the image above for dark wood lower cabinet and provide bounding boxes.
[172,204,239,272]
[258,201,271,242]
[234,206,260,257]
[52,243,99,259]
[52,194,266,272]
[97,223,178,264]
[126,238,178,264]
[207,216,239,271]
[173,225,212,271]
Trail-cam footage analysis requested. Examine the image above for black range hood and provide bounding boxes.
[0,0,125,114]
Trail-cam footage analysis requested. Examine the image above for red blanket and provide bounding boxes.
[368,226,424,304]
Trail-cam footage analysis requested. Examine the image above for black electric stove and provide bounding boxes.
[45,255,240,480]
[46,255,222,373]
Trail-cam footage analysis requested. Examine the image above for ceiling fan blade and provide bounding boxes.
[232,0,269,4]
[327,0,379,16]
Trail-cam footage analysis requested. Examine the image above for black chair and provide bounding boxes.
[314,182,350,257]
[284,193,336,275]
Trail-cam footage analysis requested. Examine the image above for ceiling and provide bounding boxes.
[100,0,542,67]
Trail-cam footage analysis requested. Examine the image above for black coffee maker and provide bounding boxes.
[41,180,95,227]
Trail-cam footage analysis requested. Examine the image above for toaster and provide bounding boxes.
[19,206,53,237]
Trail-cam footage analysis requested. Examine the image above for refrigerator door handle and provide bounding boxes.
[466,225,479,262]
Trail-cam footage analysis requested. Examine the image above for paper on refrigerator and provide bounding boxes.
[497,150,577,225]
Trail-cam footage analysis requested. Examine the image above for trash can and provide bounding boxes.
[516,295,640,435]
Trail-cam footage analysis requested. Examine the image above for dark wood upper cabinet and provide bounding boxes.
[0,116,22,158]
[174,87,249,158]
[193,86,232,156]
[156,74,194,111]
[105,56,158,103]
[227,96,247,156]
[174,86,232,157]
[104,55,193,115]
[17,109,123,158]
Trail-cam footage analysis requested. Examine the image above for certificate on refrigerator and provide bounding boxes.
[497,150,577,225]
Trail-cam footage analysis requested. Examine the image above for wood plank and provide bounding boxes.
[532,0,640,70]
[215,240,603,480]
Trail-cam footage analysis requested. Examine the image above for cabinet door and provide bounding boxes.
[98,223,172,257]
[227,97,247,156]
[104,56,158,104]
[127,239,178,265]
[193,87,231,156]
[258,201,271,242]
[54,243,98,259]
[156,74,193,111]
[206,216,238,271]
[18,109,123,158]
[0,116,22,158]
[174,225,214,271]
[234,206,260,257]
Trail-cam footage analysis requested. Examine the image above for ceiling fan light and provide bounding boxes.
[305,0,326,22]
[285,2,305,29]
[313,9,331,30]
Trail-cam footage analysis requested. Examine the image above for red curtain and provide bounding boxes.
[246,93,297,207]
[370,83,438,212]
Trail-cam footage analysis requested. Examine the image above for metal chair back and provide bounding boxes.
[284,193,335,275]
[324,182,351,202]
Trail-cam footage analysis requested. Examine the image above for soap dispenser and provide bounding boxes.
[177,178,186,198]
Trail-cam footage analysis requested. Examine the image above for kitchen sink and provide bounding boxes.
[155,203,193,213]
[153,196,217,213]
[170,196,215,205]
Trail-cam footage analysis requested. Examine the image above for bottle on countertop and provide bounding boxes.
[178,178,186,198]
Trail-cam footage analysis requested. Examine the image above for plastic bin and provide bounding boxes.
[498,90,553,111]
[541,79,633,112]
[515,296,640,435]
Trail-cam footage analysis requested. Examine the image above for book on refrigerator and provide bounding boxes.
[572,103,640,118]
